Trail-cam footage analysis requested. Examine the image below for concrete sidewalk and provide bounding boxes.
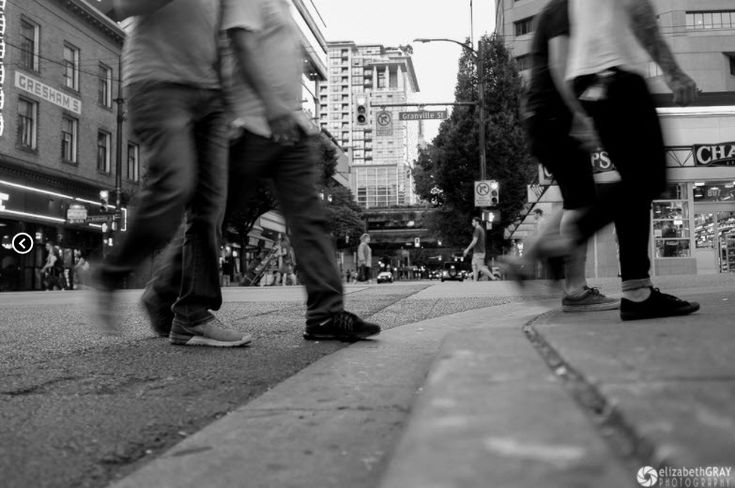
[109,276,735,488]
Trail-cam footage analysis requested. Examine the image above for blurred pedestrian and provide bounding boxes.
[463,217,495,281]
[357,233,373,284]
[504,0,618,312]
[93,0,250,347]
[144,0,380,341]
[74,250,90,289]
[41,242,64,290]
[515,0,700,321]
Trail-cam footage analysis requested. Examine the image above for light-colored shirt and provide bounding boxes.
[566,0,646,80]
[221,0,304,138]
[122,0,221,89]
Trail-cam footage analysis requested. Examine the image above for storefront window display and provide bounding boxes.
[653,187,691,258]
[692,180,735,202]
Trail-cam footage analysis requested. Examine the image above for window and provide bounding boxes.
[127,142,140,181]
[63,43,80,90]
[730,56,735,76]
[652,196,691,258]
[514,16,534,36]
[61,116,78,163]
[98,63,113,108]
[20,18,40,71]
[685,11,735,30]
[97,131,111,173]
[17,98,38,149]
[515,54,531,71]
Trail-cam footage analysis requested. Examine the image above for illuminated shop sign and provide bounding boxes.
[1,0,6,136]
[15,72,82,114]
[693,142,735,167]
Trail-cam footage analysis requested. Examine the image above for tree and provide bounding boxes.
[412,34,536,254]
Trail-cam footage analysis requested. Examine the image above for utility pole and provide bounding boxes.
[477,39,487,181]
[114,55,124,211]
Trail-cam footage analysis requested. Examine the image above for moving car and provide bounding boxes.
[440,262,464,282]
[377,270,393,283]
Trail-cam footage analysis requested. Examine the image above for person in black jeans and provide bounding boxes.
[560,0,700,320]
[94,0,250,346]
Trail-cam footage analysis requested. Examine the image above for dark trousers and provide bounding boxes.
[99,82,228,325]
[149,129,344,325]
[573,70,665,286]
[229,130,343,323]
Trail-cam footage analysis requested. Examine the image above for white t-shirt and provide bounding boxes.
[221,0,304,138]
[566,0,647,80]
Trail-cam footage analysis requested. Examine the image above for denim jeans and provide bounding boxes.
[573,70,664,287]
[148,129,344,325]
[99,81,228,325]
[228,130,344,324]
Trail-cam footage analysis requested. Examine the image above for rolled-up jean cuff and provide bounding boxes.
[621,279,653,292]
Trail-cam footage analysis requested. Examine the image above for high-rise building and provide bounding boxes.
[321,42,420,208]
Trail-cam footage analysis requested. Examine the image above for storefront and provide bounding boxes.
[0,175,110,291]
[655,107,735,275]
[508,106,735,277]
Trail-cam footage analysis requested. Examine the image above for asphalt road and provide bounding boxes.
[0,283,521,488]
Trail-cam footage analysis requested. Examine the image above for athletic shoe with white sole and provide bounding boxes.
[562,286,620,312]
[169,317,251,347]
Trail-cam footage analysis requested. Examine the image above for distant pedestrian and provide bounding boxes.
[357,234,372,284]
[41,242,64,290]
[93,0,251,347]
[504,0,618,312]
[462,217,495,281]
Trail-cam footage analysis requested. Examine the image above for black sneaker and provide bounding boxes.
[303,311,381,341]
[620,287,700,321]
[141,289,174,338]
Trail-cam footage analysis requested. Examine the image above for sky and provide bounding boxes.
[314,0,496,141]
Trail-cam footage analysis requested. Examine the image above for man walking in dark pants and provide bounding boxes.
[561,0,700,320]
[94,0,250,346]
[144,0,380,342]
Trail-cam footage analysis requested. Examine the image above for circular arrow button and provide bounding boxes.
[11,233,34,255]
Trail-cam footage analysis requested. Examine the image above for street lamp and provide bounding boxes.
[413,38,487,181]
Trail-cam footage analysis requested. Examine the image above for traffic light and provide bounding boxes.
[355,95,368,126]
[489,180,499,206]
[99,190,110,212]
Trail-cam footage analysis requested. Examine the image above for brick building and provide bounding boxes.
[0,0,138,291]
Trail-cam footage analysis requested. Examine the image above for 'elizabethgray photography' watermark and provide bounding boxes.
[637,466,733,487]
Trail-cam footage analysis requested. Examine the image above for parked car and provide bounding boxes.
[441,262,464,282]
[377,271,393,283]
[428,269,441,280]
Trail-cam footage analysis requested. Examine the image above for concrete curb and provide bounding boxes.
[108,302,548,488]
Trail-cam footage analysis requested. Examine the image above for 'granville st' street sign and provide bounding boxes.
[398,110,448,121]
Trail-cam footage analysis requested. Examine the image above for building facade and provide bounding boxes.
[0,0,140,291]
[498,0,735,276]
[321,42,420,208]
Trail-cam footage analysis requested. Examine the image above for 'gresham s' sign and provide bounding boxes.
[693,142,735,167]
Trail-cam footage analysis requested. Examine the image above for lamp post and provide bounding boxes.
[413,38,487,181]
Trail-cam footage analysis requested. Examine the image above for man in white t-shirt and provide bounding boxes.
[561,0,700,321]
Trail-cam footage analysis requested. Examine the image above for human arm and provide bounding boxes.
[463,237,478,257]
[622,0,697,106]
[227,27,299,145]
[111,0,176,21]
[548,36,600,151]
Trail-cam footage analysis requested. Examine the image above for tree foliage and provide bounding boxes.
[412,34,535,254]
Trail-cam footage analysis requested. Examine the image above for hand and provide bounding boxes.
[268,113,300,146]
[569,112,601,153]
[665,71,698,106]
